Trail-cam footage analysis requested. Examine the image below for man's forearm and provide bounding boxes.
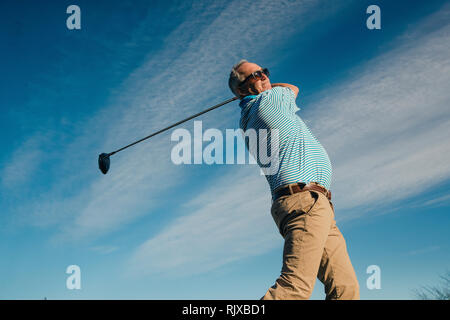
[271,83,299,98]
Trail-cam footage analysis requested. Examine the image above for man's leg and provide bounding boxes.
[317,203,360,300]
[262,191,334,299]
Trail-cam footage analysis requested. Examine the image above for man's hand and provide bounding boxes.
[271,83,299,98]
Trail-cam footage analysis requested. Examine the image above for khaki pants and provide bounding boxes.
[262,188,360,300]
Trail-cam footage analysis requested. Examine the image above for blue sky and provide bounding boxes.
[0,0,449,299]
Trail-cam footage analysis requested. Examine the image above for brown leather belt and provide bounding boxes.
[273,182,332,202]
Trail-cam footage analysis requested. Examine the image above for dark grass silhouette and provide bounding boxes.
[413,270,450,300]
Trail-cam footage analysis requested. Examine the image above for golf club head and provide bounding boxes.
[98,153,110,174]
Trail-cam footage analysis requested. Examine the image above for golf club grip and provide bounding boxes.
[109,96,238,156]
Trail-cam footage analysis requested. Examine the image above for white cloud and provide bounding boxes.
[1,134,46,190]
[6,0,328,241]
[405,246,441,256]
[127,4,450,276]
[416,193,450,208]
[7,0,449,278]
[302,6,450,219]
[90,245,119,255]
[127,166,280,277]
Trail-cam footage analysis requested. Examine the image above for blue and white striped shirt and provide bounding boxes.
[239,86,332,198]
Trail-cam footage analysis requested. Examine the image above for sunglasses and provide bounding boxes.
[240,68,270,86]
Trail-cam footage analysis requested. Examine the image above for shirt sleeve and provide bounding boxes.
[265,86,299,114]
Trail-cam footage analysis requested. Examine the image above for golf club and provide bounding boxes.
[98,96,239,174]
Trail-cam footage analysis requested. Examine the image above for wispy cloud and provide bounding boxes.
[4,0,329,241]
[422,194,450,207]
[5,1,449,279]
[302,4,450,218]
[90,245,119,255]
[1,133,49,191]
[127,166,280,277]
[405,246,441,256]
[127,4,450,276]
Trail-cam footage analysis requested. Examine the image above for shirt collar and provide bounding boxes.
[239,95,258,109]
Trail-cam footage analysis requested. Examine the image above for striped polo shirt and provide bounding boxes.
[239,86,332,198]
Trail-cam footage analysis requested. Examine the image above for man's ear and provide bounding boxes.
[237,85,254,97]
[237,86,248,98]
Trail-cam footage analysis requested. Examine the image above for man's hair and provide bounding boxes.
[228,59,248,98]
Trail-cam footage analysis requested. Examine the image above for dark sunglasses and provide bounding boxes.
[240,68,270,86]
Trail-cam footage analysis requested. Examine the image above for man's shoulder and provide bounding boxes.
[259,87,292,107]
[269,86,294,97]
[240,87,292,114]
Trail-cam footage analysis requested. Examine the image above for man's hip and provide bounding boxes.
[266,183,359,300]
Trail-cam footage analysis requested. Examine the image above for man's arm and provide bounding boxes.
[271,83,299,98]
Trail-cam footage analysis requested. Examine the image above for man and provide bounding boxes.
[228,60,360,300]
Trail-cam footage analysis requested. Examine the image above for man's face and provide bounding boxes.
[237,62,272,97]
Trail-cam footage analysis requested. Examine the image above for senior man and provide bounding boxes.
[228,60,360,300]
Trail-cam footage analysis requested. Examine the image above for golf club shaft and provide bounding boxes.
[108,96,238,156]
